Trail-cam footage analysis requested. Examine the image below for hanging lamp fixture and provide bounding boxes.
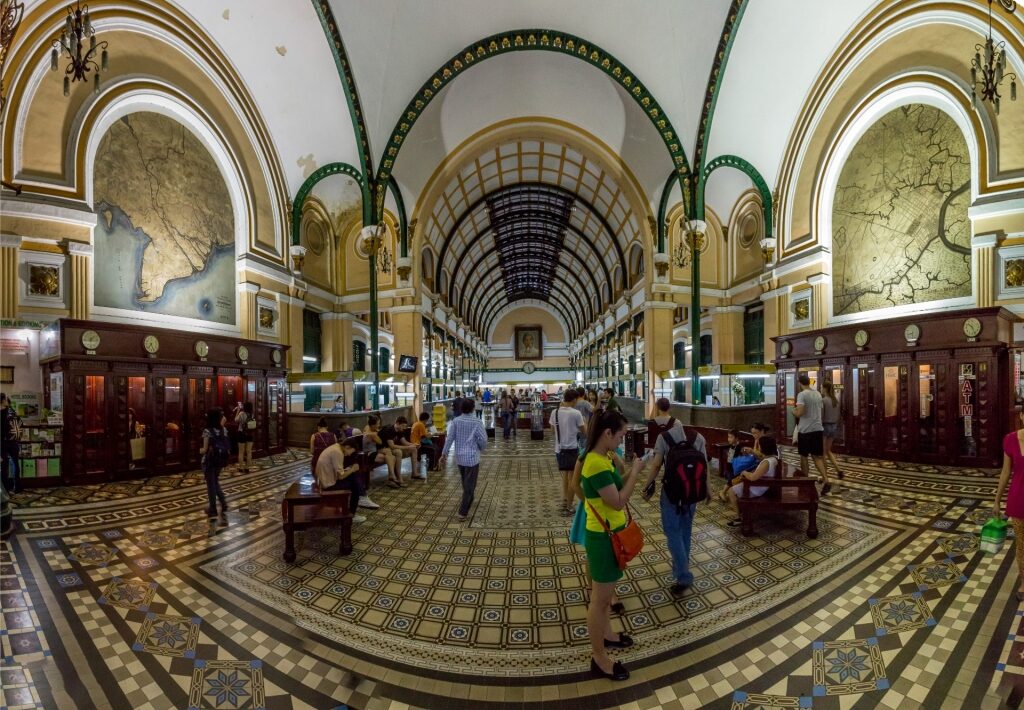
[50,1,108,96]
[971,0,1017,114]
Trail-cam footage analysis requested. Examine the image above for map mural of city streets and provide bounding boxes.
[93,111,236,324]
[832,104,971,317]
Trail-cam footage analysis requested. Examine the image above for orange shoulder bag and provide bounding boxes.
[587,500,644,570]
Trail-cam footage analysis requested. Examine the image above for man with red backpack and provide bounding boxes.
[640,411,708,596]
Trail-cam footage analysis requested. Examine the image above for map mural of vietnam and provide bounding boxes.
[93,112,236,324]
[832,104,971,317]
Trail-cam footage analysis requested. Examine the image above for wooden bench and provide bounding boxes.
[711,438,754,478]
[281,478,353,562]
[735,465,819,539]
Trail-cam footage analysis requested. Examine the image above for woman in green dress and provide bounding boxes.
[578,409,642,680]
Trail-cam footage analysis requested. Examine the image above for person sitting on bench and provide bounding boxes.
[364,415,401,489]
[315,439,366,523]
[391,416,424,480]
[411,412,438,472]
[725,436,780,527]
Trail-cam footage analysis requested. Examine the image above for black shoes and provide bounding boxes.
[820,483,832,496]
[610,602,625,615]
[590,658,630,681]
[603,633,634,649]
[670,582,690,597]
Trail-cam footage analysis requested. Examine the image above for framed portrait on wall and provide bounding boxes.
[514,326,543,361]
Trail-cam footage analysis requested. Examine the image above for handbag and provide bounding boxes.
[587,500,644,570]
[130,437,146,460]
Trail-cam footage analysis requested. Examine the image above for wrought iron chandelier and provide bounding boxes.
[50,1,108,96]
[971,0,1017,114]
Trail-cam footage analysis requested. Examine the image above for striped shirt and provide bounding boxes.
[441,414,488,467]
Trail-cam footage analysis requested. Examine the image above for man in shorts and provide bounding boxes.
[793,373,832,495]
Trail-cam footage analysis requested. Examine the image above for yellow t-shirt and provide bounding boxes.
[581,451,626,533]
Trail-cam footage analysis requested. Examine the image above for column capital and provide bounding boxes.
[65,241,94,256]
[1,234,23,248]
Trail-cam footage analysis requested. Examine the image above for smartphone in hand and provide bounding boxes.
[643,480,656,499]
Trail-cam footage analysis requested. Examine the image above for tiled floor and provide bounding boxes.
[1,436,1019,708]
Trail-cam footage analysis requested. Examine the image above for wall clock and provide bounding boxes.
[522,362,536,374]
[814,335,826,352]
[963,317,982,339]
[143,335,160,355]
[81,329,100,351]
[904,324,921,343]
[271,349,282,365]
[779,341,792,357]
[237,345,249,362]
[854,329,869,348]
[194,340,209,358]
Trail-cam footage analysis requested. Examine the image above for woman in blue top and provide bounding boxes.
[574,409,642,681]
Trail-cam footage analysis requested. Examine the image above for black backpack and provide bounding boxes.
[661,427,707,508]
[207,428,231,468]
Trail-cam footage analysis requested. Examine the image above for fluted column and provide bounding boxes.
[973,233,998,308]
[66,241,92,320]
[238,283,260,339]
[0,235,21,318]
[808,274,829,329]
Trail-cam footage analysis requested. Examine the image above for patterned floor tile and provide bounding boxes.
[811,638,889,696]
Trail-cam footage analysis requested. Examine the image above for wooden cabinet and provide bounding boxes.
[37,319,288,486]
[774,307,1016,468]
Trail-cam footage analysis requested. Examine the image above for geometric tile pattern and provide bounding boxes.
[5,438,1018,708]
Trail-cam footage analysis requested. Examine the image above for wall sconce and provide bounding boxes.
[289,244,307,273]
[673,219,707,268]
[759,237,777,264]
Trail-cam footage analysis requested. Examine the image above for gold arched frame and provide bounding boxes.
[2,0,288,261]
[727,187,765,287]
[774,1,1023,258]
[665,202,725,289]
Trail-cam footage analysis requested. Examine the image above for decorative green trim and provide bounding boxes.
[290,162,365,246]
[386,176,409,258]
[483,367,574,373]
[692,0,748,182]
[702,154,773,238]
[371,29,692,219]
[656,171,677,253]
[311,0,374,180]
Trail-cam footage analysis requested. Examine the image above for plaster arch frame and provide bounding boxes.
[3,8,287,252]
[816,79,980,326]
[412,117,657,265]
[775,2,1020,259]
[485,299,570,346]
[83,88,250,335]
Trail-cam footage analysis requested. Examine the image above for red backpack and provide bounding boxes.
[661,427,708,509]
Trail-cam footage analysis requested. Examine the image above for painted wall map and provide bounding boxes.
[93,112,235,324]
[832,104,971,317]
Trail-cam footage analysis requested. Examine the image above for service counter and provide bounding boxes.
[287,407,414,448]
[662,402,775,432]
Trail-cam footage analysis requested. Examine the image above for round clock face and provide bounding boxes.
[271,349,282,365]
[963,317,982,338]
[522,362,536,374]
[780,341,792,357]
[81,329,100,350]
[237,345,249,362]
[904,324,921,342]
[854,329,869,347]
[194,340,209,358]
[143,335,159,354]
[814,335,826,352]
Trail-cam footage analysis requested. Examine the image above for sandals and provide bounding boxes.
[610,602,625,615]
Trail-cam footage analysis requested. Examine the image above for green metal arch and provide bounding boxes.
[311,1,374,181]
[701,154,773,238]
[290,162,366,247]
[386,176,409,258]
[371,29,693,225]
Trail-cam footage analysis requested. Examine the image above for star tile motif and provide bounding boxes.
[910,560,966,590]
[99,577,157,611]
[188,660,265,710]
[937,534,979,557]
[70,542,118,567]
[137,530,178,551]
[133,612,201,658]
[812,638,888,696]
[869,592,935,634]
